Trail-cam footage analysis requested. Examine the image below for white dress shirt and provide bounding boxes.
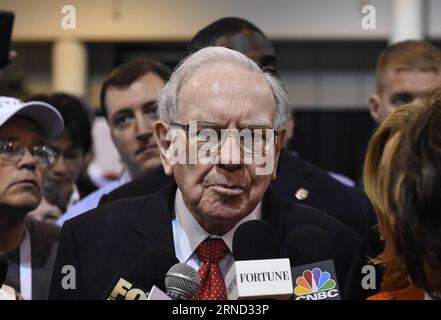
[172,188,262,277]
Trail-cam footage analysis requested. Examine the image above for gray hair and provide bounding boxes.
[158,46,290,130]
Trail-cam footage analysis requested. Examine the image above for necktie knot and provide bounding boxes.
[196,238,228,264]
[193,238,229,300]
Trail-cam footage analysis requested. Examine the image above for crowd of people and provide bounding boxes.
[0,17,440,300]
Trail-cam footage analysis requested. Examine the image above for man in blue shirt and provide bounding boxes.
[57,58,171,225]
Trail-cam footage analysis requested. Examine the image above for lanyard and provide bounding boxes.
[19,228,32,300]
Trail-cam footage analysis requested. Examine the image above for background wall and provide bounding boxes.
[2,0,392,41]
[1,0,439,179]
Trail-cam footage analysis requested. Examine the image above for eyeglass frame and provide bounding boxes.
[0,139,56,168]
[51,147,84,167]
[168,120,280,155]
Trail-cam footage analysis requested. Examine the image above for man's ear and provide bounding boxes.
[369,94,382,124]
[154,121,173,176]
[271,129,286,181]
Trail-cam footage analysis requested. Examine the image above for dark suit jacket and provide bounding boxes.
[272,150,371,235]
[49,182,361,300]
[4,217,60,300]
[98,166,172,206]
[345,205,384,300]
[99,151,370,235]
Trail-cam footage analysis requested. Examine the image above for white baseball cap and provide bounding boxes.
[0,96,64,140]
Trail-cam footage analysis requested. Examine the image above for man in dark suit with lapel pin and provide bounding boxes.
[98,17,371,235]
[49,46,360,300]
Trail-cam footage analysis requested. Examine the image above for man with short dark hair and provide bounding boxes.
[369,40,441,124]
[0,96,64,299]
[57,58,172,225]
[27,93,93,224]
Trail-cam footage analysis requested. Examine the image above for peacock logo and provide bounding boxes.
[294,268,336,296]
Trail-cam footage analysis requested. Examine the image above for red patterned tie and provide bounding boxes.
[192,238,228,300]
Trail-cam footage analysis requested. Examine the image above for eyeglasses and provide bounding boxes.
[52,148,83,167]
[0,140,56,168]
[169,120,279,155]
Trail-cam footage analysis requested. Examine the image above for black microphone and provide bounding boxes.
[226,220,293,300]
[105,249,178,300]
[233,220,280,260]
[0,255,7,288]
[288,225,341,300]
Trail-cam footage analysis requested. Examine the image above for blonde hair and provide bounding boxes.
[363,103,420,291]
[387,87,441,298]
[376,40,441,94]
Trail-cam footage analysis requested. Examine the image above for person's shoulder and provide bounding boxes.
[293,155,360,191]
[67,193,150,229]
[279,152,364,199]
[66,184,173,236]
[69,180,120,210]
[100,167,172,205]
[58,181,121,225]
[367,288,424,300]
[25,216,60,242]
[25,217,60,263]
[101,178,142,201]
[268,189,360,242]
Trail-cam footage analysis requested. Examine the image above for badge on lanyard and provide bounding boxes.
[19,229,32,300]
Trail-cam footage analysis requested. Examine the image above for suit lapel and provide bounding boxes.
[123,182,178,265]
[274,149,317,203]
[122,181,293,264]
[261,187,289,257]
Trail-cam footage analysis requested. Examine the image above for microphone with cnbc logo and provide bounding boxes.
[288,225,341,300]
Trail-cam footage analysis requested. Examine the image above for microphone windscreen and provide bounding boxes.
[0,255,7,286]
[287,225,333,266]
[127,248,179,292]
[233,220,280,260]
[165,263,200,300]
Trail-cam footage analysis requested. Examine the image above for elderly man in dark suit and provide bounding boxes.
[49,47,360,300]
[98,17,371,236]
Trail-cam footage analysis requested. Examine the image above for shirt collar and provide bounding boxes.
[66,184,80,210]
[173,188,261,263]
[119,170,132,185]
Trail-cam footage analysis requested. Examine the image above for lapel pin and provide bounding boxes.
[295,188,309,201]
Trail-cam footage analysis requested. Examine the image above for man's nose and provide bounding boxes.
[135,113,153,140]
[17,148,38,171]
[218,131,243,171]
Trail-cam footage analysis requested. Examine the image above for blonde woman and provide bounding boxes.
[363,103,422,299]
